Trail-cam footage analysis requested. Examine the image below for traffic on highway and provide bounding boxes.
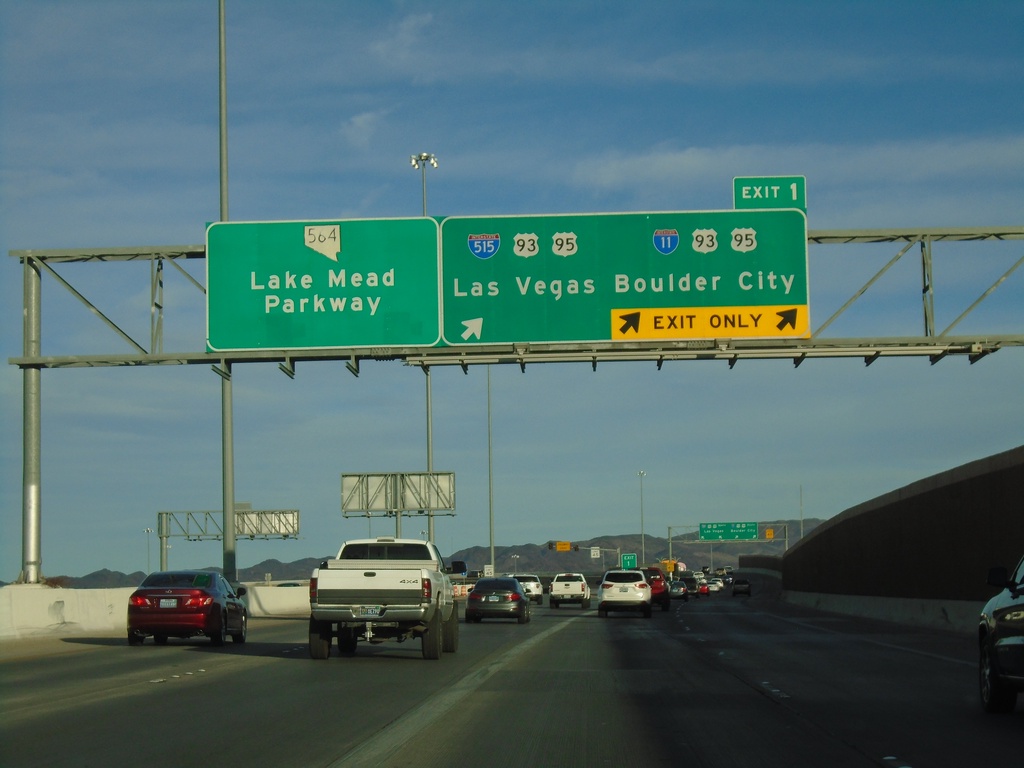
[2,571,1019,768]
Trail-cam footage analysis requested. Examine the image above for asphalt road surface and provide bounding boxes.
[2,575,1019,768]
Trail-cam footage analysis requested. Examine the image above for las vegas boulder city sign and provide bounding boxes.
[440,209,809,346]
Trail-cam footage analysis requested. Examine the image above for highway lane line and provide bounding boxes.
[326,615,583,767]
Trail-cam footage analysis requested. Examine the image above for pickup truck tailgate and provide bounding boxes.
[314,559,431,606]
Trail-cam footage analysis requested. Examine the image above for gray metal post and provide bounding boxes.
[158,512,170,571]
[921,239,935,337]
[393,474,401,537]
[222,363,237,582]
[218,0,228,223]
[487,365,495,574]
[218,1,236,582]
[426,367,434,541]
[22,257,42,583]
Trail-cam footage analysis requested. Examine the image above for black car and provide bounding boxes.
[681,576,701,598]
[732,578,752,597]
[466,577,532,624]
[979,554,1024,713]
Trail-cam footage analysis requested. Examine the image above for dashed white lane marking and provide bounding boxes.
[760,680,791,699]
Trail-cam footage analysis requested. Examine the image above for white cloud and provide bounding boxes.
[338,109,393,149]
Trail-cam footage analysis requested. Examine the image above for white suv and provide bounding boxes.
[507,573,544,604]
[597,569,652,618]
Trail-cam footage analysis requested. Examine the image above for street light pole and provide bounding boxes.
[410,152,438,541]
[638,470,647,564]
[410,152,437,216]
[144,527,153,573]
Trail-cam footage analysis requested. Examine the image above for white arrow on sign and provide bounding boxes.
[461,318,483,341]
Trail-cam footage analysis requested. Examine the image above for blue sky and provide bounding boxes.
[2,1,1022,579]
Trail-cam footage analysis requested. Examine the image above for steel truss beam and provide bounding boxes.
[9,228,1023,372]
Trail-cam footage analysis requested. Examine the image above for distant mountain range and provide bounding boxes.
[3,520,821,588]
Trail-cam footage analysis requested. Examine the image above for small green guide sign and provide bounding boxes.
[621,553,638,569]
[699,522,759,541]
[206,218,440,351]
[733,176,807,212]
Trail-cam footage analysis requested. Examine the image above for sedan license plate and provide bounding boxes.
[357,605,382,617]
[159,598,177,608]
[617,587,629,592]
[487,595,499,602]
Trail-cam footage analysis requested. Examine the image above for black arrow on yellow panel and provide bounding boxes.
[618,312,641,335]
[776,308,798,331]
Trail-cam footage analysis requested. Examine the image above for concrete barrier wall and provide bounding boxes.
[0,583,309,640]
[781,445,1023,602]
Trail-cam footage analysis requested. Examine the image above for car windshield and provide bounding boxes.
[141,572,212,588]
[475,579,518,592]
[339,543,432,560]
[604,572,642,584]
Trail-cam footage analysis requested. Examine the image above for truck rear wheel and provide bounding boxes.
[309,618,332,660]
[422,609,443,660]
[338,628,358,656]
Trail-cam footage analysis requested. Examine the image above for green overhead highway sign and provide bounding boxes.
[206,218,440,352]
[734,176,807,212]
[440,209,808,346]
[699,522,759,541]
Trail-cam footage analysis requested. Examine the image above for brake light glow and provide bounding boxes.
[509,592,522,601]
[182,590,214,607]
[129,594,151,607]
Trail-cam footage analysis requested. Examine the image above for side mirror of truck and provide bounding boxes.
[449,560,468,576]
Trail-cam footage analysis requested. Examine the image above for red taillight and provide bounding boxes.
[600,582,612,589]
[509,592,522,601]
[182,590,213,607]
[422,578,433,600]
[309,577,318,601]
[468,592,482,602]
[637,582,649,590]
[129,594,151,607]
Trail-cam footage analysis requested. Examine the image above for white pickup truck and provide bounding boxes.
[308,536,465,660]
[549,572,592,609]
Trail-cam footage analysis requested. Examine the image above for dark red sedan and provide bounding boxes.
[127,570,248,646]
